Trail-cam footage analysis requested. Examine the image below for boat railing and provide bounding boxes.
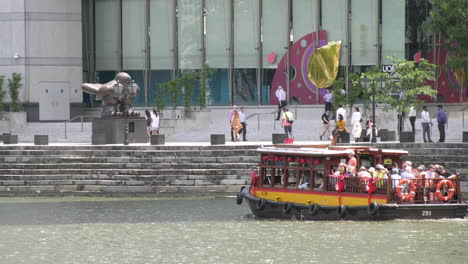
[387,177,462,204]
[325,175,462,203]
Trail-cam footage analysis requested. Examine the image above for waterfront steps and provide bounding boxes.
[0,145,258,196]
[0,143,467,200]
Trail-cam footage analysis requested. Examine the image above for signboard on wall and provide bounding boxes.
[39,82,70,121]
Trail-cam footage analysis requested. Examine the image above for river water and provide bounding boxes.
[0,197,466,264]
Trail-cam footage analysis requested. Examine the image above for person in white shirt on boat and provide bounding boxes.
[400,166,416,179]
[390,169,402,187]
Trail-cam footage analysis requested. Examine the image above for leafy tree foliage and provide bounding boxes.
[424,0,467,72]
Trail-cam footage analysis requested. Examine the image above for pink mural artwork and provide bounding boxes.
[426,41,466,103]
[270,30,328,105]
[267,53,277,64]
[413,51,422,63]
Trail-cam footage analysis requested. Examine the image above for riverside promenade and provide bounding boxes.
[0,140,467,200]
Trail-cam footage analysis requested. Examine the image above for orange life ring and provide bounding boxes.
[395,179,416,201]
[435,180,455,201]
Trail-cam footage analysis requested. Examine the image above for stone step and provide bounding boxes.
[0,174,248,181]
[0,184,243,194]
[0,156,258,164]
[0,145,257,151]
[0,149,258,157]
[0,176,248,186]
[0,162,256,170]
[0,168,251,176]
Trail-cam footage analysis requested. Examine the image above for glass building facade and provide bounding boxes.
[82,0,440,107]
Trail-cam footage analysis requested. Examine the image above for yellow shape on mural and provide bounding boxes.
[307,41,342,88]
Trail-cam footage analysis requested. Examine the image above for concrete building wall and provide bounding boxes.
[0,0,82,120]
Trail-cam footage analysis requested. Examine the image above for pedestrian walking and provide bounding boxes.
[408,106,416,134]
[239,107,247,141]
[150,108,160,135]
[323,89,333,111]
[351,107,362,142]
[275,85,287,120]
[320,110,331,141]
[436,105,447,142]
[229,105,238,142]
[282,107,294,139]
[231,109,243,142]
[145,109,152,142]
[421,105,433,143]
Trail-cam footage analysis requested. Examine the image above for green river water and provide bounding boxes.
[0,197,466,264]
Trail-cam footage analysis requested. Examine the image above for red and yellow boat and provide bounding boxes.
[236,145,468,220]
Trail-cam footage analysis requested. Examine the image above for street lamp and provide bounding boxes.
[360,77,387,143]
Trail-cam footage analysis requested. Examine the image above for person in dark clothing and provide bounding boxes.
[436,105,447,142]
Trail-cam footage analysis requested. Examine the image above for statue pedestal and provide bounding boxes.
[92,117,146,144]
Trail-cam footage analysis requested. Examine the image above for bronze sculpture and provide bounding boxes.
[81,72,140,117]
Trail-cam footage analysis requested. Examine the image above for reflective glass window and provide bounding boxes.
[351,0,378,65]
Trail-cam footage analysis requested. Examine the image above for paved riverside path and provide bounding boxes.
[0,141,467,200]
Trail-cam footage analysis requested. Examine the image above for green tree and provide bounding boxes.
[199,64,216,109]
[8,72,22,111]
[0,76,6,112]
[330,73,366,112]
[361,57,437,132]
[424,0,467,87]
[156,65,217,112]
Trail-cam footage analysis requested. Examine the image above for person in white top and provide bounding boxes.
[336,104,347,122]
[150,109,160,135]
[239,107,247,141]
[275,85,287,120]
[421,105,433,142]
[351,107,362,142]
[408,106,417,134]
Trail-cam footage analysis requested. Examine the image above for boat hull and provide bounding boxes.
[239,187,468,220]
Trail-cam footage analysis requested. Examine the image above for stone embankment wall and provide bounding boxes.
[0,143,466,200]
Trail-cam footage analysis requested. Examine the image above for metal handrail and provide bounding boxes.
[245,103,298,131]
[64,115,97,139]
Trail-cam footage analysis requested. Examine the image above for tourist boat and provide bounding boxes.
[236,145,468,220]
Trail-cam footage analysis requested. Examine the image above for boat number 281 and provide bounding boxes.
[422,210,432,217]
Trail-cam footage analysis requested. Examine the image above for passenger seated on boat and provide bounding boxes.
[314,174,324,190]
[338,163,347,175]
[391,163,401,175]
[415,165,426,179]
[298,181,309,190]
[358,166,372,179]
[347,166,356,177]
[438,165,457,179]
[374,164,389,188]
[390,168,401,187]
[400,166,415,179]
[426,164,435,178]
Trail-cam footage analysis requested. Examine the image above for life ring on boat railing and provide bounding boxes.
[282,202,293,216]
[236,192,243,205]
[435,180,455,202]
[308,203,321,216]
[395,179,416,201]
[368,202,380,216]
[256,198,267,211]
[337,205,348,218]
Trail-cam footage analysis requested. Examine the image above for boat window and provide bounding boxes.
[359,154,373,168]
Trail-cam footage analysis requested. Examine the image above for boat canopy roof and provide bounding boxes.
[257,146,408,157]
